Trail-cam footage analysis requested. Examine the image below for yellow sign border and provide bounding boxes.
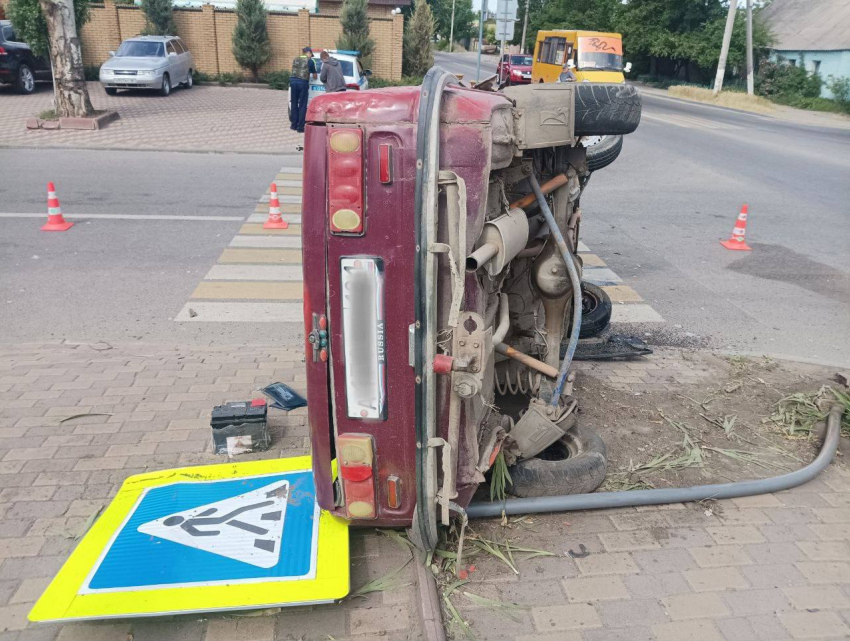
[29,457,349,622]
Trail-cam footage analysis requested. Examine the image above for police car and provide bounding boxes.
[287,50,371,116]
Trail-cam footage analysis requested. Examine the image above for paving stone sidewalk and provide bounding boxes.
[0,83,301,154]
[0,342,423,641]
[0,342,847,641]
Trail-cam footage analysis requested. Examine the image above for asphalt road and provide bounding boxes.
[0,149,299,345]
[433,51,499,81]
[2,65,849,364]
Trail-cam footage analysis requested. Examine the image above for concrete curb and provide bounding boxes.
[415,559,446,641]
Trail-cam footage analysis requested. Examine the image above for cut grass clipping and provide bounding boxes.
[489,449,512,502]
[770,385,850,437]
[349,558,412,598]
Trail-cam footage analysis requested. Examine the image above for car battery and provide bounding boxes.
[210,399,270,456]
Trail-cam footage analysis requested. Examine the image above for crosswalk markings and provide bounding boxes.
[601,285,644,303]
[610,304,665,323]
[177,165,662,327]
[239,223,301,235]
[246,214,302,225]
[578,251,664,324]
[580,253,607,267]
[255,203,301,214]
[204,265,303,281]
[175,302,303,323]
[582,266,623,286]
[229,235,302,248]
[191,281,304,300]
[218,248,302,264]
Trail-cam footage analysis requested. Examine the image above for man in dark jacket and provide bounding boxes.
[319,51,347,93]
[290,47,316,133]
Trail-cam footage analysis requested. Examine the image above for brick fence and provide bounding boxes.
[75,0,404,80]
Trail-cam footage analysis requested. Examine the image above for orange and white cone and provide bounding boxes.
[263,183,289,230]
[720,204,751,251]
[41,182,74,232]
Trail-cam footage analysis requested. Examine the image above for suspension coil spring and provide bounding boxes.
[495,365,541,396]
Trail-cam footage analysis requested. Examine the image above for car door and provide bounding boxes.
[3,24,50,79]
[174,39,191,80]
[165,40,181,82]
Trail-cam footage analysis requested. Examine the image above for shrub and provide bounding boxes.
[828,75,850,112]
[217,72,243,85]
[141,0,176,36]
[263,70,290,90]
[755,59,822,100]
[367,75,424,88]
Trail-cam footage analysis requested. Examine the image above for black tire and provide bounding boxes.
[508,423,607,498]
[104,87,118,96]
[574,83,641,136]
[184,70,193,89]
[586,135,623,173]
[160,74,171,97]
[14,64,36,95]
[579,282,613,339]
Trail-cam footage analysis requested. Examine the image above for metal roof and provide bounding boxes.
[760,0,850,51]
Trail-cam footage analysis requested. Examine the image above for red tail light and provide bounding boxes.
[346,83,360,90]
[327,127,364,234]
[337,433,376,519]
[0,47,7,56]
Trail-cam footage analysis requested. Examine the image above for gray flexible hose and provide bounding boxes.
[528,172,582,405]
[467,404,844,519]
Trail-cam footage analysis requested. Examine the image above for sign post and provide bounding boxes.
[495,0,517,84]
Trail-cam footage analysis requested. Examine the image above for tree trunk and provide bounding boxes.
[39,0,94,118]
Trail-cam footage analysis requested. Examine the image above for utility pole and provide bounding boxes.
[449,0,456,53]
[746,0,754,95]
[713,0,737,96]
[520,0,530,54]
[476,0,487,81]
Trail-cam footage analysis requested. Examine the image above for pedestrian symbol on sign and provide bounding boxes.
[138,480,290,568]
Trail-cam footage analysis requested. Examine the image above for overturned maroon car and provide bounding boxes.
[301,68,641,549]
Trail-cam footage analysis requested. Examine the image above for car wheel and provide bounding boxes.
[574,83,641,136]
[586,135,624,173]
[578,282,613,339]
[105,87,118,96]
[160,74,171,97]
[184,71,193,89]
[14,64,36,95]
[508,423,608,498]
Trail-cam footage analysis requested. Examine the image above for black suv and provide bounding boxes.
[0,20,51,94]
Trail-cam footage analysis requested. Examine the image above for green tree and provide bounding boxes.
[337,0,375,69]
[7,0,94,117]
[434,0,476,46]
[403,0,434,76]
[232,0,270,81]
[141,0,176,36]
[6,0,89,58]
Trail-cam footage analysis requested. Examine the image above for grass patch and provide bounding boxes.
[667,85,776,114]
[37,109,58,121]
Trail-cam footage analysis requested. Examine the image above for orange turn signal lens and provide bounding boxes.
[330,130,361,153]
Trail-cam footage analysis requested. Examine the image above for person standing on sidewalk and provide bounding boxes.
[290,47,316,133]
[319,51,347,93]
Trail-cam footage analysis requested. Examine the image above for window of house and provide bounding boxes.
[812,60,821,73]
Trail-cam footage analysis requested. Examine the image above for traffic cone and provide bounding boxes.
[720,204,751,251]
[263,183,289,230]
[41,182,73,232]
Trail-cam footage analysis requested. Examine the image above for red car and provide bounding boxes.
[497,53,533,85]
[302,72,640,549]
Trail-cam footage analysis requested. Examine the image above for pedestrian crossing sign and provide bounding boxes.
[29,457,350,622]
